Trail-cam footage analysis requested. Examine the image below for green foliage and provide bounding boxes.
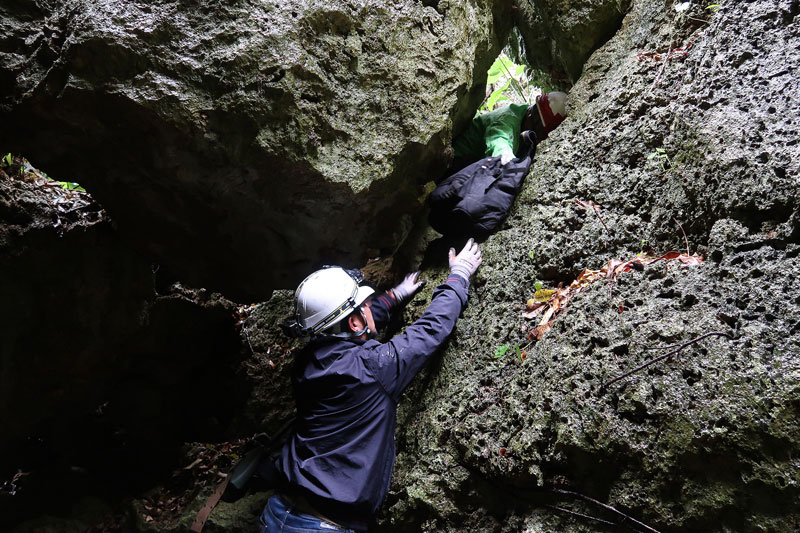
[526,68,565,94]
[502,30,567,92]
[494,344,510,358]
[58,181,86,191]
[529,250,535,260]
[0,154,85,191]
[483,79,512,112]
[706,4,721,12]
[486,55,524,85]
[534,281,543,291]
[494,343,525,361]
[647,147,673,172]
[480,44,571,114]
[480,53,542,113]
[481,55,526,113]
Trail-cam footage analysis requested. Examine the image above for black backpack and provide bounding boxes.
[429,136,536,240]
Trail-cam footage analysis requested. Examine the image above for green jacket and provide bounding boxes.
[452,103,529,160]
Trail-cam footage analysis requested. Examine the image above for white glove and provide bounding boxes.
[500,151,514,166]
[391,271,426,304]
[449,238,482,281]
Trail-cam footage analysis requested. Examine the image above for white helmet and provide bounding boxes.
[293,266,375,335]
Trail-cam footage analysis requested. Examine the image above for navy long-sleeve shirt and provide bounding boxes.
[275,274,470,529]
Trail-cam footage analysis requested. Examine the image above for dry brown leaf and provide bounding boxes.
[525,299,544,310]
[523,306,546,319]
[528,324,550,341]
[575,199,602,210]
[533,289,556,302]
[539,305,557,326]
[678,253,704,266]
[606,259,629,280]
[524,249,703,341]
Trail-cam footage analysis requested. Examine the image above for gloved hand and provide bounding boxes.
[500,151,514,166]
[391,271,427,304]
[449,238,482,281]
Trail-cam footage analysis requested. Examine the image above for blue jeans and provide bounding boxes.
[260,494,358,533]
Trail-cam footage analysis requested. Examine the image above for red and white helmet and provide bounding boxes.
[535,91,568,134]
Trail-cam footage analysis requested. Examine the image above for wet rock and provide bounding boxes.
[0,0,514,300]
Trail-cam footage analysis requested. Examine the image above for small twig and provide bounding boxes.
[551,489,661,533]
[642,343,681,351]
[601,331,734,389]
[685,15,710,25]
[499,57,526,101]
[545,504,617,527]
[674,218,690,256]
[648,16,676,96]
[550,488,662,533]
[592,203,611,235]
[243,326,256,356]
[649,40,673,92]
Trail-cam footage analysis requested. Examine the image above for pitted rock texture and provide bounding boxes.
[516,0,631,82]
[4,0,800,531]
[0,0,513,300]
[380,1,800,531]
[174,2,800,531]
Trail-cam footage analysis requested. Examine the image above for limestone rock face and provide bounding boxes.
[0,0,513,300]
[162,2,800,530]
[383,1,800,531]
[4,0,800,531]
[516,0,631,82]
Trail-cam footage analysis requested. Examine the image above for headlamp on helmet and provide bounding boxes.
[281,266,374,338]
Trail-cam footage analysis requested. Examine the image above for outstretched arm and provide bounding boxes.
[364,240,482,401]
[369,272,427,330]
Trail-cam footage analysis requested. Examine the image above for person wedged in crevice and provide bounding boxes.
[429,92,568,242]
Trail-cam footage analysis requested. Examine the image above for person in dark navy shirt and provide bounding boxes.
[260,239,482,532]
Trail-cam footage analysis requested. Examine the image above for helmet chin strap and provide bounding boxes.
[318,306,375,339]
[351,307,374,338]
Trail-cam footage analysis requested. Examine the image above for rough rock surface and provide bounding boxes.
[382,0,800,531]
[3,0,800,531]
[68,0,800,530]
[207,1,799,531]
[0,0,513,300]
[516,0,631,82]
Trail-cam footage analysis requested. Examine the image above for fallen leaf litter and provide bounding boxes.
[524,252,704,340]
